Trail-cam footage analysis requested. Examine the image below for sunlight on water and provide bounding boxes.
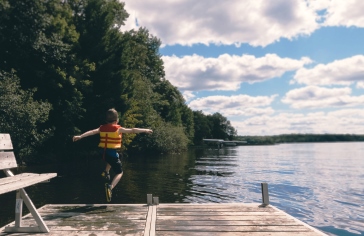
[185,143,364,236]
[1,142,363,235]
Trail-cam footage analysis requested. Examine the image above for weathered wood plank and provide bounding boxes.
[39,204,148,213]
[0,173,45,185]
[0,230,144,236]
[157,219,300,226]
[270,205,327,236]
[156,225,313,232]
[157,215,290,221]
[157,203,261,208]
[0,152,17,170]
[155,203,327,236]
[158,207,276,212]
[150,205,156,236]
[144,206,153,236]
[157,211,284,216]
[0,173,57,194]
[0,134,12,151]
[1,203,327,236]
[38,207,148,215]
[17,218,146,227]
[157,232,324,236]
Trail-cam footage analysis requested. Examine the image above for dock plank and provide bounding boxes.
[155,203,327,236]
[1,203,327,236]
[1,204,148,236]
[157,232,324,236]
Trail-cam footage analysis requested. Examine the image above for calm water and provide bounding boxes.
[0,142,363,235]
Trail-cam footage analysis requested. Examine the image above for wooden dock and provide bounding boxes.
[0,203,327,236]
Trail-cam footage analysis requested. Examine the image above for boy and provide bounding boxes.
[73,108,152,202]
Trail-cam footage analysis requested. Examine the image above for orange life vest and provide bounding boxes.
[98,124,122,149]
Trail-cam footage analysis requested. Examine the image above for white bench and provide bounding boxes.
[0,133,57,233]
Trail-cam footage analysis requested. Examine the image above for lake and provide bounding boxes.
[0,142,363,235]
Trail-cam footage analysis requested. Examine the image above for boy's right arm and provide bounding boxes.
[73,128,99,142]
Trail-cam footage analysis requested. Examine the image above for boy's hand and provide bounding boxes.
[73,136,81,142]
[145,129,153,134]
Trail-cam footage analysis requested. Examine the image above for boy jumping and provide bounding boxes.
[73,108,153,202]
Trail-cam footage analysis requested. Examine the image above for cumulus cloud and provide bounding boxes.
[232,109,364,135]
[292,55,364,86]
[282,86,364,109]
[121,0,319,47]
[182,91,196,102]
[319,0,364,27]
[121,0,364,47]
[188,94,277,117]
[163,54,311,91]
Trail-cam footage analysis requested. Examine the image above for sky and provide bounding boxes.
[120,0,364,136]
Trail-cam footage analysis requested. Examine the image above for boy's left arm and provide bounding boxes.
[119,127,153,134]
[73,128,100,142]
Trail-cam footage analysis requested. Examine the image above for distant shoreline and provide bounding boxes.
[234,134,364,145]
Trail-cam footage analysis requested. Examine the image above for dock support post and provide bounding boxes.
[261,183,269,206]
[153,197,159,205]
[147,194,153,205]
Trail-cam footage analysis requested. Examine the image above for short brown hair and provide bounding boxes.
[106,108,118,123]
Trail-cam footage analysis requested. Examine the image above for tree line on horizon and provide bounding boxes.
[0,0,237,163]
[236,134,364,145]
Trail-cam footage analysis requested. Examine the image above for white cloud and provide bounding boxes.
[121,0,364,47]
[232,109,364,135]
[282,86,364,109]
[292,55,364,86]
[188,94,277,117]
[357,82,364,89]
[121,0,319,47]
[320,0,364,27]
[182,91,195,102]
[163,54,311,91]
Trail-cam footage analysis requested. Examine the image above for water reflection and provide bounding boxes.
[0,143,363,235]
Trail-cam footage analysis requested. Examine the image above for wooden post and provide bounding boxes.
[147,194,153,205]
[261,182,269,206]
[153,197,159,205]
[15,191,22,228]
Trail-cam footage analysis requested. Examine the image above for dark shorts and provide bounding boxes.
[101,149,123,174]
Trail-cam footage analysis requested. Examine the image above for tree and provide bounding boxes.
[0,0,91,153]
[0,71,52,162]
[193,111,212,145]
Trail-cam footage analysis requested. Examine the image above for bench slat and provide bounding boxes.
[0,173,57,195]
[0,152,18,170]
[0,173,40,185]
[0,133,13,150]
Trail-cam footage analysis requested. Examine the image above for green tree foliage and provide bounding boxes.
[207,112,237,141]
[192,111,237,145]
[237,134,364,145]
[0,0,92,153]
[193,111,212,145]
[0,0,237,161]
[144,121,189,154]
[0,71,52,162]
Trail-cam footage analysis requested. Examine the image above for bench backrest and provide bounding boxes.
[0,133,18,170]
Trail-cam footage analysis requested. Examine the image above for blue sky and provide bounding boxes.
[121,0,364,136]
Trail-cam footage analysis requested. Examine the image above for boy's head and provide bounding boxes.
[106,108,119,123]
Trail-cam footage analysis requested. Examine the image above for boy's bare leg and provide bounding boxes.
[105,163,111,172]
[110,172,123,189]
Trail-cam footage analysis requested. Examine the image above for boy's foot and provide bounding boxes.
[105,183,112,202]
[101,171,110,181]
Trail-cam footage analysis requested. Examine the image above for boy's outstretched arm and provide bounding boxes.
[73,128,100,142]
[119,127,153,134]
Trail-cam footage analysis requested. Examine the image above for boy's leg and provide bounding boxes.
[105,183,112,202]
[105,163,111,172]
[110,172,123,190]
[101,163,111,181]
